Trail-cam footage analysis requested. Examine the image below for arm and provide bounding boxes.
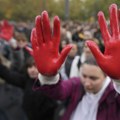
[33,76,81,100]
[29,11,74,99]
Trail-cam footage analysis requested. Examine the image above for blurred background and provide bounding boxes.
[0,0,120,21]
[0,1,120,120]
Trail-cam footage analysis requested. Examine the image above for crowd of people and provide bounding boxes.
[0,3,120,120]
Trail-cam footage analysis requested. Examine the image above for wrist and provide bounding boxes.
[38,73,60,85]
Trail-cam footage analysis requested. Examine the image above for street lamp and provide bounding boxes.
[65,0,69,20]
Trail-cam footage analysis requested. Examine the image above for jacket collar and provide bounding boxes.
[99,80,116,105]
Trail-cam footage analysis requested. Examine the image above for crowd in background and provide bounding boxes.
[0,19,104,120]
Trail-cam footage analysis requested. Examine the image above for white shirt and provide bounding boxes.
[70,77,111,120]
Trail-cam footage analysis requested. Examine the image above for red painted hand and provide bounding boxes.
[0,20,14,41]
[31,11,72,76]
[86,4,120,79]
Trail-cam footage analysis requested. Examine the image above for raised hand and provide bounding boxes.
[86,4,120,79]
[31,11,72,76]
[0,20,14,41]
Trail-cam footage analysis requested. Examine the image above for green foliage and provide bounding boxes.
[0,0,120,21]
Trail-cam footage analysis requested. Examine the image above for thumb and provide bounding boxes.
[58,44,73,67]
[86,40,105,62]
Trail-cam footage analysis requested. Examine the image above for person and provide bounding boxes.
[60,42,79,80]
[0,56,58,120]
[68,42,93,78]
[30,3,120,120]
[10,32,31,72]
[0,21,30,120]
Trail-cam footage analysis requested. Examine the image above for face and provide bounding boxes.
[79,63,106,94]
[27,65,39,79]
[17,40,27,48]
[68,44,78,57]
[83,45,92,59]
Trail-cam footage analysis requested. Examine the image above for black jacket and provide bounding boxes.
[0,64,58,120]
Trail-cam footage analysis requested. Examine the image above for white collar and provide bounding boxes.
[70,76,111,120]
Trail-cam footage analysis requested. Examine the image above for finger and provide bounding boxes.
[118,9,120,29]
[31,28,39,52]
[98,11,111,45]
[53,16,61,50]
[35,15,44,45]
[109,4,119,37]
[58,44,73,68]
[25,46,33,56]
[41,11,52,43]
[86,40,105,63]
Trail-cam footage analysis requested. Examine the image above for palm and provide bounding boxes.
[33,41,60,75]
[0,20,14,41]
[87,4,120,79]
[31,11,72,76]
[101,39,120,78]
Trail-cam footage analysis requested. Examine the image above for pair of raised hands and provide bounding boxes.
[28,4,120,79]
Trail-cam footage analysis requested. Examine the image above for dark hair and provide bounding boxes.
[25,57,35,69]
[21,57,36,76]
[14,32,28,42]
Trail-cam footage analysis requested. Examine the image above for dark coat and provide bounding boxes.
[0,64,58,120]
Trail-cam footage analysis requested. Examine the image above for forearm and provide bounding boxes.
[33,73,75,100]
[38,73,60,85]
